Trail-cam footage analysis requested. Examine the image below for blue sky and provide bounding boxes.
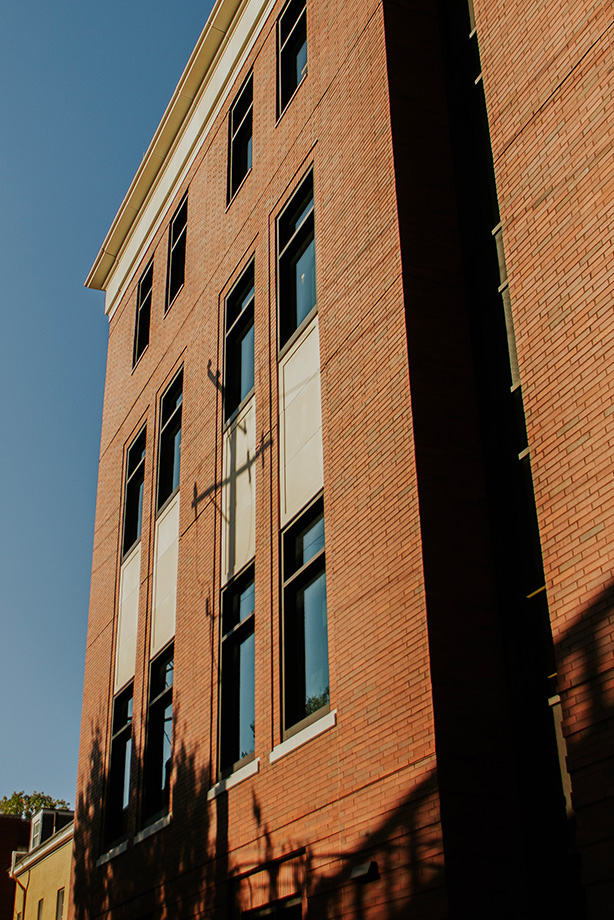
[0,1,215,809]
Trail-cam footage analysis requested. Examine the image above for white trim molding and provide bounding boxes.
[86,0,276,322]
[207,757,260,800]
[270,710,337,764]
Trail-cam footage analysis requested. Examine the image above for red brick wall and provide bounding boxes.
[0,815,30,917]
[72,2,445,918]
[476,0,614,914]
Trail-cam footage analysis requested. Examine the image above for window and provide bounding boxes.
[31,814,42,849]
[166,196,187,310]
[157,370,182,512]
[228,74,253,201]
[143,644,174,823]
[55,889,65,920]
[220,565,256,775]
[105,683,133,845]
[133,260,153,365]
[282,497,328,734]
[244,897,302,919]
[277,171,316,350]
[278,0,307,116]
[224,261,255,421]
[37,900,44,920]
[122,427,146,557]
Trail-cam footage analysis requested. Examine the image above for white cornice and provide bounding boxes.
[11,822,74,877]
[85,0,273,320]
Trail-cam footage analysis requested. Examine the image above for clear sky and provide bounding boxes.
[0,0,215,809]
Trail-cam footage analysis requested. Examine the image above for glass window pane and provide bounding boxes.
[279,0,307,114]
[161,375,183,426]
[239,577,255,623]
[122,738,132,811]
[278,174,315,348]
[301,569,329,715]
[279,178,312,246]
[151,650,174,698]
[172,426,181,493]
[55,889,65,920]
[294,234,316,328]
[290,25,307,88]
[225,263,255,419]
[295,512,324,570]
[239,630,256,759]
[286,504,324,577]
[240,323,255,404]
[159,371,183,511]
[162,701,173,789]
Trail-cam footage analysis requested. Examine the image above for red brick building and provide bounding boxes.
[0,815,30,917]
[72,1,614,917]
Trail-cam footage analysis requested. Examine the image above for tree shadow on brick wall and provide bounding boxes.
[305,770,444,920]
[73,717,445,920]
[72,712,230,920]
[551,579,614,916]
[71,575,614,920]
[223,770,445,920]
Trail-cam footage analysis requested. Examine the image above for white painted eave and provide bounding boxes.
[10,822,74,877]
[85,0,243,293]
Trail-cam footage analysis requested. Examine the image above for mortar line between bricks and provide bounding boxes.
[493,18,614,165]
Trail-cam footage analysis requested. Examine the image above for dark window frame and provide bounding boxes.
[277,0,307,118]
[281,495,329,739]
[277,169,316,354]
[104,681,133,847]
[55,889,65,920]
[219,563,256,778]
[166,196,188,311]
[228,73,253,203]
[142,643,174,825]
[156,369,183,514]
[224,259,255,424]
[133,260,153,366]
[122,426,146,559]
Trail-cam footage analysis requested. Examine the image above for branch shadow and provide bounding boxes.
[72,718,230,920]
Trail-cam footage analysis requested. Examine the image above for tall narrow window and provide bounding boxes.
[143,644,174,823]
[220,565,256,775]
[282,497,328,734]
[157,371,182,512]
[224,261,255,421]
[278,171,316,350]
[31,814,42,849]
[105,682,133,846]
[133,260,153,365]
[37,900,44,920]
[55,889,65,920]
[228,74,253,201]
[166,196,187,310]
[278,0,307,116]
[122,427,146,557]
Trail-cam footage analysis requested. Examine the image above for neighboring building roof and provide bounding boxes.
[11,819,74,878]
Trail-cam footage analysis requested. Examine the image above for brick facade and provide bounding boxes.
[71,1,614,917]
[0,815,30,917]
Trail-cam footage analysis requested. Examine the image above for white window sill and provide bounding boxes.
[207,758,260,800]
[134,812,171,844]
[270,710,337,764]
[96,840,128,866]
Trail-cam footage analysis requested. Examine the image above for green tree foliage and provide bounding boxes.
[0,790,70,819]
